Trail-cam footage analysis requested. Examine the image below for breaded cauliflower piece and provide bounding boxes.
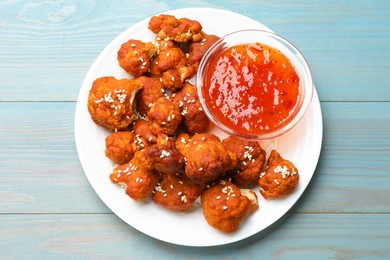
[117,39,157,77]
[105,131,140,165]
[146,133,184,175]
[134,76,164,116]
[152,171,204,212]
[148,14,203,42]
[87,76,142,131]
[132,119,158,146]
[147,97,182,136]
[188,33,220,67]
[148,43,187,77]
[259,150,299,199]
[172,82,210,134]
[201,180,258,232]
[222,136,266,187]
[109,150,160,201]
[175,133,237,185]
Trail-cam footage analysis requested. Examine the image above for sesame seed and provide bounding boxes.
[222,206,228,210]
[216,196,221,200]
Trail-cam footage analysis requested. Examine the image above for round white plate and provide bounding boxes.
[75,8,323,247]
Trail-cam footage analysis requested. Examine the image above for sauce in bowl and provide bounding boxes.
[197,30,313,140]
[203,43,300,135]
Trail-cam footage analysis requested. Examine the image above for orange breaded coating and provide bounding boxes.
[201,180,258,233]
[148,14,203,42]
[176,133,236,185]
[146,134,184,174]
[147,97,182,136]
[222,136,266,187]
[172,82,210,134]
[161,65,196,91]
[152,171,203,211]
[117,39,157,77]
[87,76,143,131]
[132,119,158,145]
[105,131,140,165]
[188,33,220,66]
[259,150,299,199]
[134,76,164,116]
[110,150,160,201]
[149,43,187,77]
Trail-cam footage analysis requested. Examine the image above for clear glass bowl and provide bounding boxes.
[196,29,313,140]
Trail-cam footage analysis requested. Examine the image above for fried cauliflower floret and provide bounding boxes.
[148,14,203,42]
[259,150,299,199]
[132,119,158,145]
[172,82,210,134]
[222,136,266,187]
[201,180,258,233]
[188,33,220,66]
[146,134,184,174]
[109,150,160,201]
[117,39,157,77]
[149,43,187,77]
[176,133,236,185]
[161,65,197,91]
[152,171,203,211]
[87,76,142,131]
[105,131,140,165]
[147,97,182,136]
[134,76,164,116]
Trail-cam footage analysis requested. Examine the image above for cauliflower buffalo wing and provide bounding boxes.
[134,76,164,116]
[188,33,220,67]
[201,180,258,232]
[259,150,299,199]
[146,134,184,175]
[147,97,182,136]
[132,119,158,145]
[109,150,160,201]
[87,76,142,131]
[152,171,204,211]
[117,39,157,77]
[149,42,187,77]
[148,14,203,42]
[176,133,237,185]
[105,131,140,165]
[172,82,210,134]
[222,136,266,187]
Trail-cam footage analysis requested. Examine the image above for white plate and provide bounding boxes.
[75,8,323,247]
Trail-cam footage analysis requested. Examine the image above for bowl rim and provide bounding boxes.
[195,29,314,141]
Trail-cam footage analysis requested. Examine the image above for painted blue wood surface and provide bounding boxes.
[0,0,389,258]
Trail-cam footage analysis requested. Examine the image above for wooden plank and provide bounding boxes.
[0,213,388,258]
[0,1,389,102]
[0,101,389,214]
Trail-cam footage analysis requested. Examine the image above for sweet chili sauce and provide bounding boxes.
[203,43,300,135]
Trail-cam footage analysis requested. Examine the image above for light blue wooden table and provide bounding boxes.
[1,1,389,258]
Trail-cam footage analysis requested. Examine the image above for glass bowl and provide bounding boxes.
[196,29,313,140]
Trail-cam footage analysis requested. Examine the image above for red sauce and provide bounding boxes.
[203,43,300,135]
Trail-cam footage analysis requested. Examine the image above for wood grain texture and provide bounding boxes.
[1,0,390,258]
[0,213,389,259]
